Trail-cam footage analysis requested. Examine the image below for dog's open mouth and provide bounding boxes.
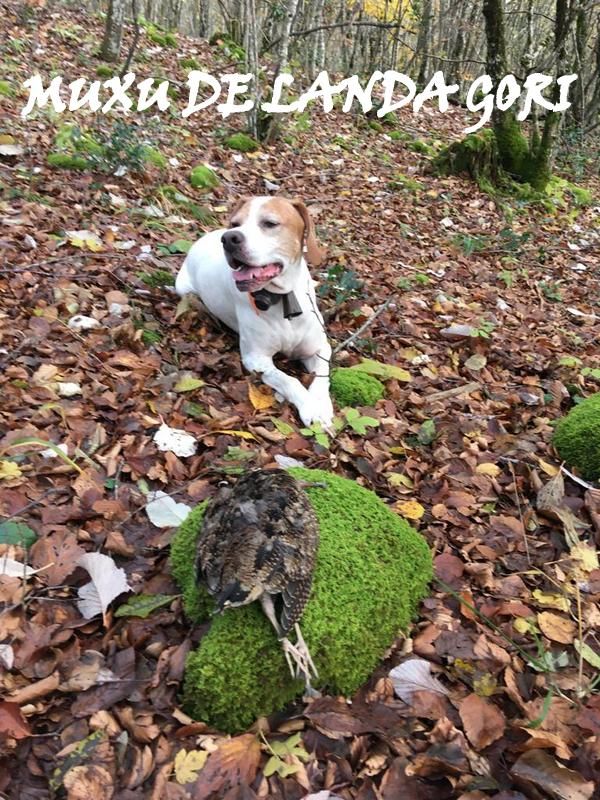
[229,259,283,292]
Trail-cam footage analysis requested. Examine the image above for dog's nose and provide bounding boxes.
[222,230,244,252]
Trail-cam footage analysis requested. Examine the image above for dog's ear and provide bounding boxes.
[291,199,325,266]
[229,196,251,224]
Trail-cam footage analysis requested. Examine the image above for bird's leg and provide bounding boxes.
[260,594,297,678]
[260,595,318,687]
[291,623,319,687]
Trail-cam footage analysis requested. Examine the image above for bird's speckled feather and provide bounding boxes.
[196,469,319,635]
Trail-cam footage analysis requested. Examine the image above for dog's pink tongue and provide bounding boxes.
[233,264,280,282]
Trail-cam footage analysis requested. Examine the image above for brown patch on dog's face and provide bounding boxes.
[260,197,325,267]
[229,196,252,227]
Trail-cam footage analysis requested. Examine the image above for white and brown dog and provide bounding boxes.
[175,196,334,428]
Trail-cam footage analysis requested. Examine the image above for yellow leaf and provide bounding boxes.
[214,430,257,441]
[536,457,559,477]
[248,383,274,410]
[0,461,22,481]
[396,500,425,520]
[475,463,501,477]
[537,611,576,644]
[174,748,208,784]
[388,473,413,488]
[531,590,570,612]
[513,617,537,635]
[67,230,104,252]
[570,543,598,572]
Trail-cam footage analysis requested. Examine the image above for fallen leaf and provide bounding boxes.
[531,590,570,612]
[214,429,257,441]
[175,748,209,784]
[0,701,31,739]
[464,353,487,371]
[153,423,197,457]
[145,491,191,528]
[537,612,576,644]
[0,521,37,547]
[396,499,425,520]
[76,552,132,624]
[63,765,113,800]
[248,383,274,410]
[389,658,449,703]
[0,555,43,578]
[174,374,205,393]
[0,644,14,669]
[511,749,593,800]
[574,639,600,669]
[459,693,506,749]
[0,461,22,481]
[67,229,104,252]
[115,593,178,618]
[192,734,261,797]
[475,463,500,477]
[352,359,411,382]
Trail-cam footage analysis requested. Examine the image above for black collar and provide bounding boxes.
[251,289,303,319]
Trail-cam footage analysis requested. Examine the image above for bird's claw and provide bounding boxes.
[281,624,318,689]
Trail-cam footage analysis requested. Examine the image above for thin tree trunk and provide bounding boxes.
[101,0,126,62]
[244,0,260,137]
[416,0,433,87]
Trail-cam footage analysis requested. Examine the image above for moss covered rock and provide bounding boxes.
[330,368,385,407]
[189,164,219,190]
[224,132,259,152]
[553,394,600,481]
[170,468,432,732]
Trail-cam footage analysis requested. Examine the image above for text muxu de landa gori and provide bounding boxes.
[22,69,578,134]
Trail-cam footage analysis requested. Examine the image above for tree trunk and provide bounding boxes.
[416,0,433,88]
[277,0,298,70]
[482,0,534,182]
[244,0,260,138]
[101,0,126,62]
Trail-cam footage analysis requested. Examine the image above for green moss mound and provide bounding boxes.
[170,468,432,732]
[189,164,219,190]
[0,80,14,97]
[330,368,385,407]
[224,132,259,152]
[433,129,501,188]
[47,152,89,171]
[553,394,600,481]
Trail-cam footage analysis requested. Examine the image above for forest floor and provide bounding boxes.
[1,2,600,799]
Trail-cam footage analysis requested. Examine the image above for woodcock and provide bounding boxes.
[195,468,320,687]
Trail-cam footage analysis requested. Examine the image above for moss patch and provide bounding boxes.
[170,468,432,732]
[0,80,14,97]
[189,164,219,190]
[224,132,259,152]
[553,393,600,481]
[330,368,385,407]
[47,152,89,171]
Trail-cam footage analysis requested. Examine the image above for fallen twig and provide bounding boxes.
[425,381,481,403]
[333,297,394,354]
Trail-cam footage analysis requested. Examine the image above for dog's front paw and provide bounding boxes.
[298,398,334,432]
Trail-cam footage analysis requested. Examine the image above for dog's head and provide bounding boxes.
[221,196,324,293]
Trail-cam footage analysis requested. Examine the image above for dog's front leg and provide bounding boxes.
[241,349,317,426]
[304,340,334,429]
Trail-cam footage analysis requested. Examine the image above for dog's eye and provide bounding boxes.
[262,220,279,229]
[229,222,241,228]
